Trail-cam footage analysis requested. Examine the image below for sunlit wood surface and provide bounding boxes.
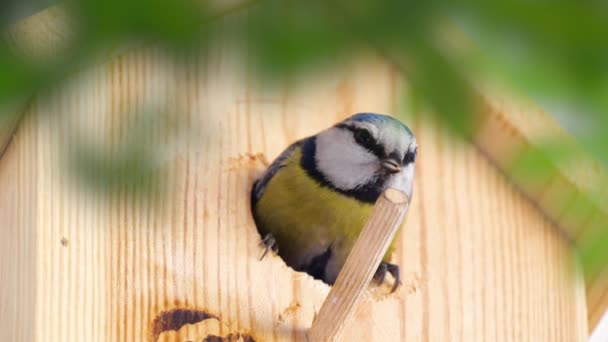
[0,9,591,342]
[475,93,608,328]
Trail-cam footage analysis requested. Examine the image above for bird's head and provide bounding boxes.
[314,113,417,199]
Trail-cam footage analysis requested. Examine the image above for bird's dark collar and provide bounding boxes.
[300,137,385,204]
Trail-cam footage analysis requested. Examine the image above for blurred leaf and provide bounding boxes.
[580,222,608,279]
[449,0,608,166]
[2,0,608,272]
[241,1,355,76]
[68,0,209,50]
[68,110,183,193]
[394,39,481,136]
[71,141,158,191]
[0,0,60,28]
[0,47,40,106]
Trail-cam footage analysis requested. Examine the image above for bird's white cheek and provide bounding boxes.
[386,164,415,199]
[315,130,378,190]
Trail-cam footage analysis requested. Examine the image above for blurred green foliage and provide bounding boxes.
[71,0,209,48]
[68,110,181,194]
[1,0,607,276]
[1,0,59,26]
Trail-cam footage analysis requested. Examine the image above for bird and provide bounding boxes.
[251,112,417,292]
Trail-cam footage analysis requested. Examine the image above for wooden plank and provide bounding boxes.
[0,8,592,341]
[0,110,38,342]
[474,91,608,328]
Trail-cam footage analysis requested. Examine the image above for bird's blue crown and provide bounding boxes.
[347,113,413,136]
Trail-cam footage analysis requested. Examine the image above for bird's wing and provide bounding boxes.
[252,137,309,204]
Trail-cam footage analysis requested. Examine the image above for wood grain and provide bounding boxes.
[308,189,409,342]
[475,91,608,328]
[0,8,592,342]
[0,111,37,342]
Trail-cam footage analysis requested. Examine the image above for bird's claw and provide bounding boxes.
[260,233,278,260]
[373,262,401,293]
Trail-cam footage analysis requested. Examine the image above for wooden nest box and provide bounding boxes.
[1,6,607,342]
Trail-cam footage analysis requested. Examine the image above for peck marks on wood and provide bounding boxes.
[151,308,217,341]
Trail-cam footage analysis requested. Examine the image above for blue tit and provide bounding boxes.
[251,113,417,292]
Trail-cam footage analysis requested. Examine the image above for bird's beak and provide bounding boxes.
[381,159,402,173]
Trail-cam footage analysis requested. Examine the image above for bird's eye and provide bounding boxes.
[353,129,375,149]
[403,148,417,165]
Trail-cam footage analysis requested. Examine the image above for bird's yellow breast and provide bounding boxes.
[253,147,397,272]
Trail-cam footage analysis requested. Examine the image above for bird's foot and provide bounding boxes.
[373,262,401,293]
[260,233,279,260]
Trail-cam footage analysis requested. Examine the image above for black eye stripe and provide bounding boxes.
[336,124,384,156]
[352,128,384,158]
[403,148,417,165]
